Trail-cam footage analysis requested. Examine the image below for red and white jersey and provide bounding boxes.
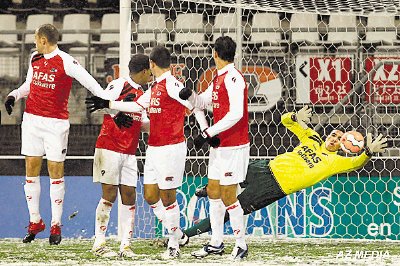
[190,63,249,148]
[8,48,106,120]
[96,77,148,155]
[108,71,193,147]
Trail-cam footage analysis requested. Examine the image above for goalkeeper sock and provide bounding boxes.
[226,200,246,249]
[209,198,225,246]
[164,201,182,249]
[50,177,65,226]
[119,204,135,249]
[24,176,41,223]
[94,198,113,247]
[150,199,166,223]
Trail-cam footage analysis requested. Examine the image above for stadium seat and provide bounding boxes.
[363,15,398,47]
[0,0,12,13]
[24,14,54,44]
[290,13,323,51]
[47,0,88,13]
[8,0,49,15]
[92,13,120,48]
[0,14,18,79]
[135,13,168,46]
[174,13,210,56]
[83,0,119,16]
[59,14,91,47]
[213,12,237,41]
[248,12,286,54]
[0,14,17,47]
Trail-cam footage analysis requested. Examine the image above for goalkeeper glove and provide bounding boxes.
[292,105,312,129]
[85,96,110,113]
[4,96,15,115]
[193,129,220,149]
[364,133,388,157]
[179,88,192,100]
[113,112,133,129]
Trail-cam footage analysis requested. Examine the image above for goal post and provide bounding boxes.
[116,0,400,240]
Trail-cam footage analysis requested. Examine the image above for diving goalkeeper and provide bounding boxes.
[182,106,388,239]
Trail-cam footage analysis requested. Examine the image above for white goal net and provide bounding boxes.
[118,0,400,240]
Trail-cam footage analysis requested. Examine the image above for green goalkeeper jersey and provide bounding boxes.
[269,113,370,195]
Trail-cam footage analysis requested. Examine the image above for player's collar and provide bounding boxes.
[217,63,234,76]
[43,47,59,59]
[155,70,172,83]
[126,77,141,89]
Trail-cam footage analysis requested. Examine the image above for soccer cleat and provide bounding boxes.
[161,247,181,259]
[162,233,190,248]
[119,246,136,258]
[191,242,225,258]
[195,185,208,198]
[23,219,46,243]
[92,243,118,258]
[49,224,62,245]
[231,245,248,260]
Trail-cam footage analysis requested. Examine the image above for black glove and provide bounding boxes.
[123,93,136,102]
[85,96,110,113]
[113,112,133,129]
[4,96,15,115]
[193,130,221,149]
[179,88,192,100]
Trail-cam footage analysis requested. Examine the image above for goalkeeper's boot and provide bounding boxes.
[231,244,248,260]
[49,224,62,245]
[119,245,136,258]
[23,219,45,243]
[195,185,208,198]
[191,242,225,258]
[92,242,118,258]
[161,246,180,259]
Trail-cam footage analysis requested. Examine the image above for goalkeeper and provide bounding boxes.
[182,106,388,238]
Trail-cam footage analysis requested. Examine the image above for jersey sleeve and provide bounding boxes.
[188,83,213,110]
[62,53,108,99]
[193,108,209,131]
[141,110,150,132]
[206,71,246,137]
[109,89,150,112]
[166,78,193,109]
[8,52,35,101]
[281,112,320,144]
[330,153,371,174]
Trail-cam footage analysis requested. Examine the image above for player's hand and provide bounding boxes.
[295,105,312,129]
[365,133,388,156]
[4,96,15,115]
[193,130,221,149]
[124,93,136,102]
[85,96,110,113]
[113,112,133,129]
[179,88,192,100]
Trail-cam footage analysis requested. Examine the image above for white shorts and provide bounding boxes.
[208,145,250,186]
[93,148,138,187]
[21,112,70,162]
[144,142,186,190]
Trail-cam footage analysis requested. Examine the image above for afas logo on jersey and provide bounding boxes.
[33,71,55,82]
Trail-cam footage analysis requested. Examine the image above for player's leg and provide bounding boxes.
[156,142,187,259]
[118,154,139,258]
[45,118,69,245]
[192,148,225,258]
[21,113,46,243]
[220,146,249,260]
[91,148,120,257]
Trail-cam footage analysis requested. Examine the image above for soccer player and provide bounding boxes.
[90,54,152,258]
[3,24,108,245]
[85,46,197,259]
[181,106,388,239]
[179,36,250,259]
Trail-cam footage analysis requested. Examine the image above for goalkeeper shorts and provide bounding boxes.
[93,148,138,187]
[238,160,286,215]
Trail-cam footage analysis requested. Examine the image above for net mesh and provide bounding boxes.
[128,0,400,240]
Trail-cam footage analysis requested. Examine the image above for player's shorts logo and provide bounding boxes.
[62,149,67,154]
[55,199,63,205]
[101,170,105,176]
[224,172,233,177]
[165,176,174,181]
